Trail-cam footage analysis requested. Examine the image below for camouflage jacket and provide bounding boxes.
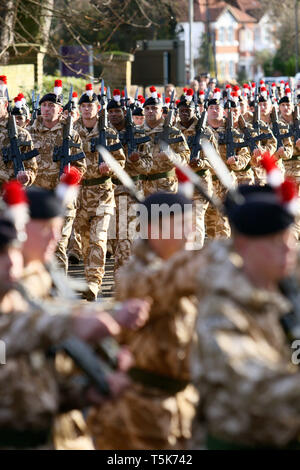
[280,116,300,179]
[115,239,199,381]
[192,240,300,448]
[28,116,86,190]
[0,118,38,186]
[176,117,216,172]
[131,119,190,176]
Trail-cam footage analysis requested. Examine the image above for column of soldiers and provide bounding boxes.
[2,72,300,450]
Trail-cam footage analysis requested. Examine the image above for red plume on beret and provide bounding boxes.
[0,75,7,84]
[165,97,171,103]
[113,89,121,96]
[175,168,189,183]
[260,151,283,187]
[149,86,156,93]
[55,79,62,88]
[60,166,82,186]
[72,91,78,97]
[2,180,28,206]
[86,83,93,91]
[186,88,194,96]
[278,178,298,204]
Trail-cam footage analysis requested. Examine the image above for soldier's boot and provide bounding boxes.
[82,282,101,302]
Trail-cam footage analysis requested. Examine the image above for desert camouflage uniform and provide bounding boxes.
[132,120,190,196]
[109,124,151,272]
[243,110,253,124]
[244,120,278,184]
[177,118,215,248]
[87,240,200,450]
[0,294,88,449]
[20,260,95,450]
[205,120,251,239]
[28,116,86,272]
[0,118,37,187]
[279,115,300,238]
[74,117,125,298]
[191,240,300,449]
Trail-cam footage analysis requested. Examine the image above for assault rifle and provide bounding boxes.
[238,115,273,153]
[53,85,85,176]
[2,89,39,176]
[120,87,150,157]
[188,109,208,164]
[218,100,248,159]
[270,105,293,151]
[290,90,300,144]
[154,89,183,151]
[90,79,122,164]
[30,90,40,125]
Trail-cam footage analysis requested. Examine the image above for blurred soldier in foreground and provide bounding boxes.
[192,160,300,449]
[88,192,199,450]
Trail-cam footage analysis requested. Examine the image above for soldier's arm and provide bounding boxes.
[0,310,72,356]
[281,133,294,160]
[19,128,38,186]
[70,131,87,177]
[193,297,300,446]
[229,145,251,171]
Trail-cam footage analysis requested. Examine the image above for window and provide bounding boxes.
[229,61,235,77]
[228,26,234,43]
[219,26,225,43]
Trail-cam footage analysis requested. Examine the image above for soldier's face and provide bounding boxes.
[199,80,207,91]
[133,115,144,126]
[0,246,23,294]
[165,86,175,98]
[279,102,292,117]
[15,115,27,127]
[225,106,240,123]
[80,102,99,120]
[108,108,124,125]
[24,217,64,264]
[144,105,163,123]
[240,101,248,114]
[0,99,7,118]
[179,105,194,122]
[207,104,223,121]
[41,101,62,122]
[235,228,297,284]
[259,101,271,116]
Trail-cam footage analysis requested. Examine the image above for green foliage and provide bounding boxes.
[195,33,216,76]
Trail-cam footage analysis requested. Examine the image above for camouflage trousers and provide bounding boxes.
[68,219,82,259]
[56,203,76,272]
[190,171,213,249]
[233,168,255,186]
[141,175,178,197]
[205,178,231,239]
[110,192,139,273]
[76,183,115,292]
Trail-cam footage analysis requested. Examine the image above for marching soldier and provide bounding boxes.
[87,192,199,450]
[129,86,190,196]
[107,90,150,272]
[0,215,136,449]
[0,76,37,187]
[205,90,251,239]
[28,80,86,273]
[176,88,215,248]
[73,84,125,300]
[11,94,30,128]
[192,177,300,449]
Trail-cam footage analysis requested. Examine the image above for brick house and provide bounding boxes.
[177,0,277,82]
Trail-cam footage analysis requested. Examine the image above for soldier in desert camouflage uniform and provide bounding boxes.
[73,84,125,300]
[176,89,215,248]
[0,77,37,188]
[192,182,300,449]
[88,192,199,450]
[107,90,151,272]
[28,80,86,273]
[128,86,190,197]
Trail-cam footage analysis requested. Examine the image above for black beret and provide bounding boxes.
[279,96,291,105]
[224,99,240,109]
[143,96,161,107]
[177,98,195,108]
[39,93,63,106]
[225,184,294,237]
[0,219,18,250]
[249,100,255,107]
[141,191,193,223]
[258,96,268,103]
[12,105,29,117]
[107,99,123,111]
[132,107,144,116]
[78,92,98,105]
[26,187,64,219]
[207,98,221,107]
